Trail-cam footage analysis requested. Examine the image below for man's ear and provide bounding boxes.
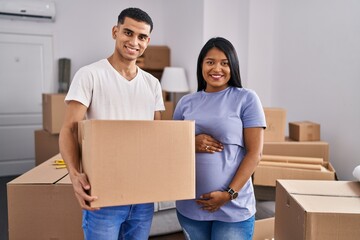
[112,26,118,39]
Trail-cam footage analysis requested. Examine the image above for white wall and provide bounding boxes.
[248,0,360,180]
[247,1,275,105]
[0,0,166,92]
[203,0,250,87]
[161,0,204,92]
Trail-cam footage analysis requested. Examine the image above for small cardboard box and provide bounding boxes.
[275,180,360,240]
[137,46,170,70]
[79,120,195,208]
[253,140,335,187]
[289,121,320,141]
[42,93,66,134]
[264,108,286,142]
[34,129,59,165]
[253,217,275,240]
[7,154,83,240]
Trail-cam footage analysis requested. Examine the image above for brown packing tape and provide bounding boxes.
[258,161,322,171]
[261,154,323,165]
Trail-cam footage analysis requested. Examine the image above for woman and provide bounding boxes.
[174,37,266,240]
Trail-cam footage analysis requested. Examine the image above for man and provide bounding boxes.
[59,8,165,240]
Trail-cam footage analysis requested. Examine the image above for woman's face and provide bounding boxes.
[202,47,231,92]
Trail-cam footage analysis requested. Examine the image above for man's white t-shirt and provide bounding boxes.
[65,59,165,120]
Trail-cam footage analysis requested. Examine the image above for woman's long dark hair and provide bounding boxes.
[197,37,242,92]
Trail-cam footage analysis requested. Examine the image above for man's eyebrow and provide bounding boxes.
[122,27,149,38]
[123,28,134,33]
[139,33,149,38]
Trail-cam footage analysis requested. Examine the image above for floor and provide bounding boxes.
[149,232,185,240]
[0,175,184,240]
[0,175,18,240]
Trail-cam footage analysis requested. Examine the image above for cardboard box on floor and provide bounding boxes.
[253,217,274,240]
[42,93,66,134]
[253,140,336,187]
[264,108,286,142]
[79,120,195,208]
[275,180,360,240]
[289,121,320,141]
[34,129,60,165]
[7,154,83,240]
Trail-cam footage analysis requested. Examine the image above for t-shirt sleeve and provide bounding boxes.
[242,90,267,129]
[65,66,93,107]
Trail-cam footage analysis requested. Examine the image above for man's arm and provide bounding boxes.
[59,100,99,210]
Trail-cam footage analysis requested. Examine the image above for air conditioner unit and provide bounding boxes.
[0,0,56,22]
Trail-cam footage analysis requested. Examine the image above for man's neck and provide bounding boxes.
[107,54,137,81]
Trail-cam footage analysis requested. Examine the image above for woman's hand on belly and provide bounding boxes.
[196,134,224,153]
[195,190,230,212]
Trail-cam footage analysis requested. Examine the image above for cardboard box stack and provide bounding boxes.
[136,45,170,71]
[264,108,287,142]
[34,93,66,165]
[136,45,174,120]
[253,108,336,200]
[275,180,360,240]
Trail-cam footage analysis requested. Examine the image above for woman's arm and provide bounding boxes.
[228,127,264,193]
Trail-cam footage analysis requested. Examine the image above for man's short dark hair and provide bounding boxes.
[118,7,153,32]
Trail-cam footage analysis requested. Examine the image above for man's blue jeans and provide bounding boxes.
[177,211,255,240]
[82,203,154,240]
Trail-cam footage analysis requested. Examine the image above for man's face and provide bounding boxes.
[112,17,151,61]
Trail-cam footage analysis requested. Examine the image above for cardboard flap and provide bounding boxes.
[8,154,67,185]
[279,180,360,197]
[293,194,360,214]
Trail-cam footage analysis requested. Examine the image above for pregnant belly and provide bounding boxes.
[195,150,240,197]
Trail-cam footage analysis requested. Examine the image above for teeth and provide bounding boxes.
[211,74,222,79]
[126,46,138,52]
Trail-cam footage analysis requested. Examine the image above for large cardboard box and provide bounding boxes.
[275,180,360,240]
[34,129,59,165]
[253,140,335,186]
[137,45,170,70]
[79,120,195,208]
[253,217,275,240]
[289,121,320,141]
[264,108,286,142]
[7,154,83,240]
[42,93,66,134]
